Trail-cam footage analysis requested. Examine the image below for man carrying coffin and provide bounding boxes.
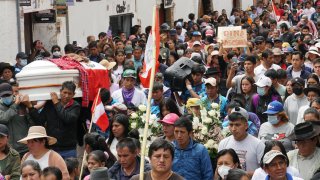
[23,81,80,159]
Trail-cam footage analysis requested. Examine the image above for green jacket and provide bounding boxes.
[0,103,33,154]
[0,147,20,180]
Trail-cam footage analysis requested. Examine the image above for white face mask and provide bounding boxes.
[20,59,28,67]
[52,51,61,57]
[177,49,184,56]
[218,165,232,178]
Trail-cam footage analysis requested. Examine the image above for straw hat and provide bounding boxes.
[99,59,116,70]
[18,126,57,145]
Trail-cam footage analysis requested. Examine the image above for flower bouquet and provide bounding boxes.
[192,103,225,159]
[129,105,162,143]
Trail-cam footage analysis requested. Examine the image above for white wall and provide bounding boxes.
[174,0,199,22]
[0,0,19,64]
[212,0,233,16]
[241,0,254,11]
[135,0,156,29]
[68,0,108,48]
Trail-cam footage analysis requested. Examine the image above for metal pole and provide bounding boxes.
[16,0,22,52]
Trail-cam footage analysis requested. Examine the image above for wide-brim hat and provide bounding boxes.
[304,84,320,96]
[99,59,116,70]
[18,126,57,145]
[288,122,320,141]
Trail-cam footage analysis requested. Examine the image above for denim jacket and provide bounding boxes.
[172,138,213,180]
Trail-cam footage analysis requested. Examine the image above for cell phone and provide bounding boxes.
[232,57,238,63]
[107,27,112,38]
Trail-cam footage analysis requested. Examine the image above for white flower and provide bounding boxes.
[200,109,207,117]
[193,117,200,129]
[131,113,138,119]
[206,139,216,149]
[201,126,208,135]
[138,105,147,112]
[213,144,219,150]
[203,117,212,124]
[211,103,219,109]
[131,122,137,129]
[150,114,158,124]
[141,114,147,123]
[208,110,215,117]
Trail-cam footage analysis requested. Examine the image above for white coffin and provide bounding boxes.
[16,60,82,101]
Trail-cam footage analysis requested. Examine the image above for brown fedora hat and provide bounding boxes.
[288,122,320,141]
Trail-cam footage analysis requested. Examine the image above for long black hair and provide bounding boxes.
[107,114,130,146]
[159,98,182,119]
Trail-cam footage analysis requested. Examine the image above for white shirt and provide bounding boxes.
[109,138,118,159]
[26,150,51,170]
[288,148,320,180]
[292,70,302,78]
[112,88,147,107]
[303,7,316,19]
[218,134,265,171]
[254,64,281,80]
[296,105,309,124]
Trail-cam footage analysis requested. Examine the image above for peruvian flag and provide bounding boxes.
[91,89,109,132]
[272,1,281,21]
[139,8,160,88]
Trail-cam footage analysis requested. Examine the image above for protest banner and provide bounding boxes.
[218,27,247,48]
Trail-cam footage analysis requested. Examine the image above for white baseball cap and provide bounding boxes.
[255,76,272,87]
[211,50,219,56]
[193,41,201,47]
[263,150,286,165]
[204,77,217,86]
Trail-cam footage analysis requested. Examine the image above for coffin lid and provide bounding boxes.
[16,60,106,78]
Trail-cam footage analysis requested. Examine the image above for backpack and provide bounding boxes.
[252,94,279,111]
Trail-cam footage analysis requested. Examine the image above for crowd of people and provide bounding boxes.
[2,0,320,180]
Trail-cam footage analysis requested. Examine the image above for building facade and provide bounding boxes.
[0,0,253,64]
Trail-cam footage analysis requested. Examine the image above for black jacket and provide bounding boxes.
[29,100,81,151]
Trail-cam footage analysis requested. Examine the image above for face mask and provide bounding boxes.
[1,96,13,106]
[257,87,266,96]
[218,165,232,178]
[177,49,184,56]
[20,59,28,67]
[52,51,61,57]
[293,87,303,95]
[268,115,280,125]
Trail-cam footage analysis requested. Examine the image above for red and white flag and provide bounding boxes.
[139,8,160,88]
[272,1,281,21]
[91,90,109,132]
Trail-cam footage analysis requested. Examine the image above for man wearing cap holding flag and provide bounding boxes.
[112,69,146,107]
[287,122,320,180]
[263,150,303,180]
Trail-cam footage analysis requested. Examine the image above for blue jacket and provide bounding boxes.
[286,65,311,80]
[172,138,213,180]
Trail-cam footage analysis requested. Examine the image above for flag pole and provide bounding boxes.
[79,88,101,179]
[139,6,158,180]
